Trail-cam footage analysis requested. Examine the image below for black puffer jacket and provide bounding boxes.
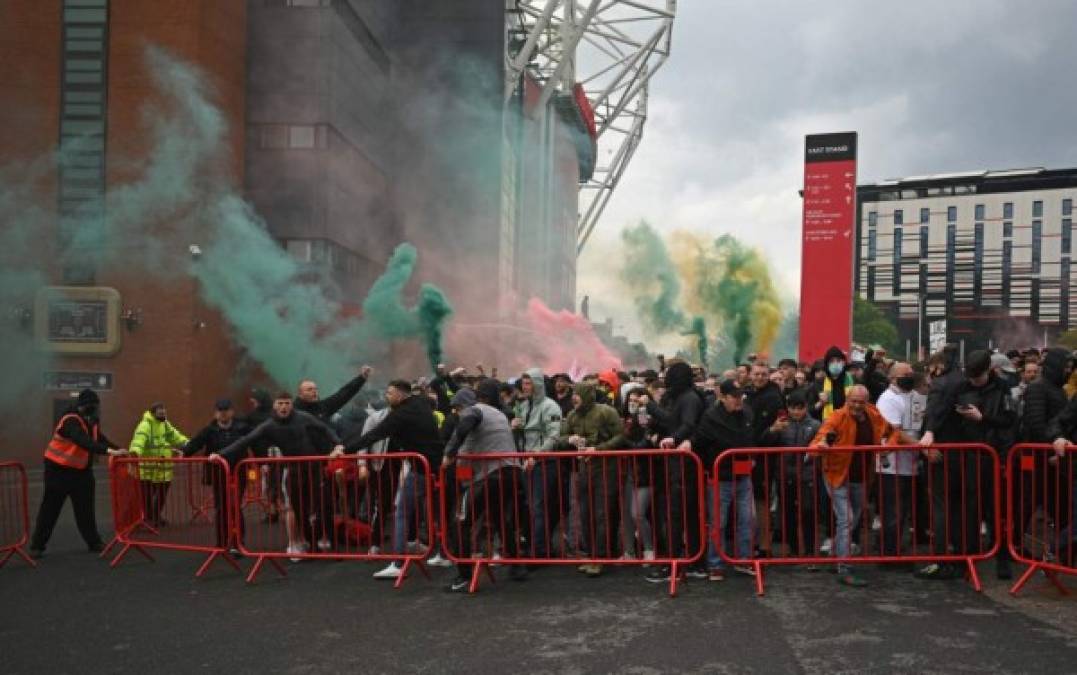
[1022,347,1070,443]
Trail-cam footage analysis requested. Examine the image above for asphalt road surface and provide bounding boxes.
[4,468,1077,674]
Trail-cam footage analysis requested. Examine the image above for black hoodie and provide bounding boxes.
[646,362,704,445]
[1022,347,1070,442]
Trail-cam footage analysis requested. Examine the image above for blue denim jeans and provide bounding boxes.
[824,480,864,572]
[392,467,425,556]
[707,476,754,570]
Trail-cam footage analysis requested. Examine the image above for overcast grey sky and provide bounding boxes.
[576,0,1077,346]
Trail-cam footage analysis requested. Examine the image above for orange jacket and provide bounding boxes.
[809,404,909,488]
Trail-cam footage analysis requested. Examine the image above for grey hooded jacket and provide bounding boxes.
[513,368,564,452]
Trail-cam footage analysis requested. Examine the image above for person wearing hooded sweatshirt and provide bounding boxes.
[30,389,127,558]
[1018,348,1074,570]
[643,361,706,583]
[1022,347,1072,444]
[918,349,1017,580]
[812,346,855,421]
[129,402,190,527]
[513,368,566,558]
[443,380,529,591]
[556,381,626,576]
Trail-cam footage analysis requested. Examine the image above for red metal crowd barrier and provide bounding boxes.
[438,449,706,596]
[107,456,241,578]
[1007,443,1076,596]
[712,443,999,595]
[0,461,35,570]
[233,453,436,586]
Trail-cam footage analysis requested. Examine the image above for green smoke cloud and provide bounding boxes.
[360,243,454,370]
[682,316,708,366]
[619,221,686,334]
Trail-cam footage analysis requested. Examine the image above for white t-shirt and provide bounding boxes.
[875,387,920,476]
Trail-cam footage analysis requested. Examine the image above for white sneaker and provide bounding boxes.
[491,552,503,567]
[286,542,308,563]
[372,563,402,580]
[619,553,637,561]
[820,538,832,554]
[643,550,656,562]
[427,553,452,567]
[871,516,881,532]
[405,540,427,555]
[368,545,381,555]
[317,538,332,552]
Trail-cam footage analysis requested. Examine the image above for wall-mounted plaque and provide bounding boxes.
[35,287,122,356]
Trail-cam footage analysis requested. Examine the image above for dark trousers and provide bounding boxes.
[528,459,570,557]
[578,457,621,557]
[285,463,334,546]
[880,474,915,556]
[31,462,101,551]
[655,457,701,561]
[777,478,818,555]
[140,480,171,525]
[455,468,520,577]
[928,453,987,556]
[212,471,245,549]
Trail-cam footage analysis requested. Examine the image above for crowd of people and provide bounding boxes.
[27,343,1077,593]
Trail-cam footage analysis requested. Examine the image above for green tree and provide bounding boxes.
[853,297,900,354]
[1057,329,1077,351]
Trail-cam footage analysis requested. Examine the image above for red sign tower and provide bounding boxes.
[798,132,858,363]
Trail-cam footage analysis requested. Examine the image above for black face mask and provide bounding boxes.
[896,376,916,392]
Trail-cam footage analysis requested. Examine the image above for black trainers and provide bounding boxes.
[445,576,470,593]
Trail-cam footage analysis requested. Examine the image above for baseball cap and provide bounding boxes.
[718,379,742,396]
[214,398,233,411]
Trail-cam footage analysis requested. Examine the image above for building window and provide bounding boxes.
[1033,200,1044,218]
[1003,202,1014,219]
[920,207,930,224]
[1064,218,1072,255]
[893,227,902,295]
[974,222,984,301]
[867,230,877,260]
[1004,221,1013,238]
[893,209,903,225]
[947,206,957,222]
[1064,198,1073,216]
[1002,240,1012,305]
[868,211,877,227]
[946,224,956,296]
[1032,220,1042,274]
[974,204,985,221]
[919,225,929,257]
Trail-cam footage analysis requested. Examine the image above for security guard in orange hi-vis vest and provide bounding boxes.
[30,389,128,559]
